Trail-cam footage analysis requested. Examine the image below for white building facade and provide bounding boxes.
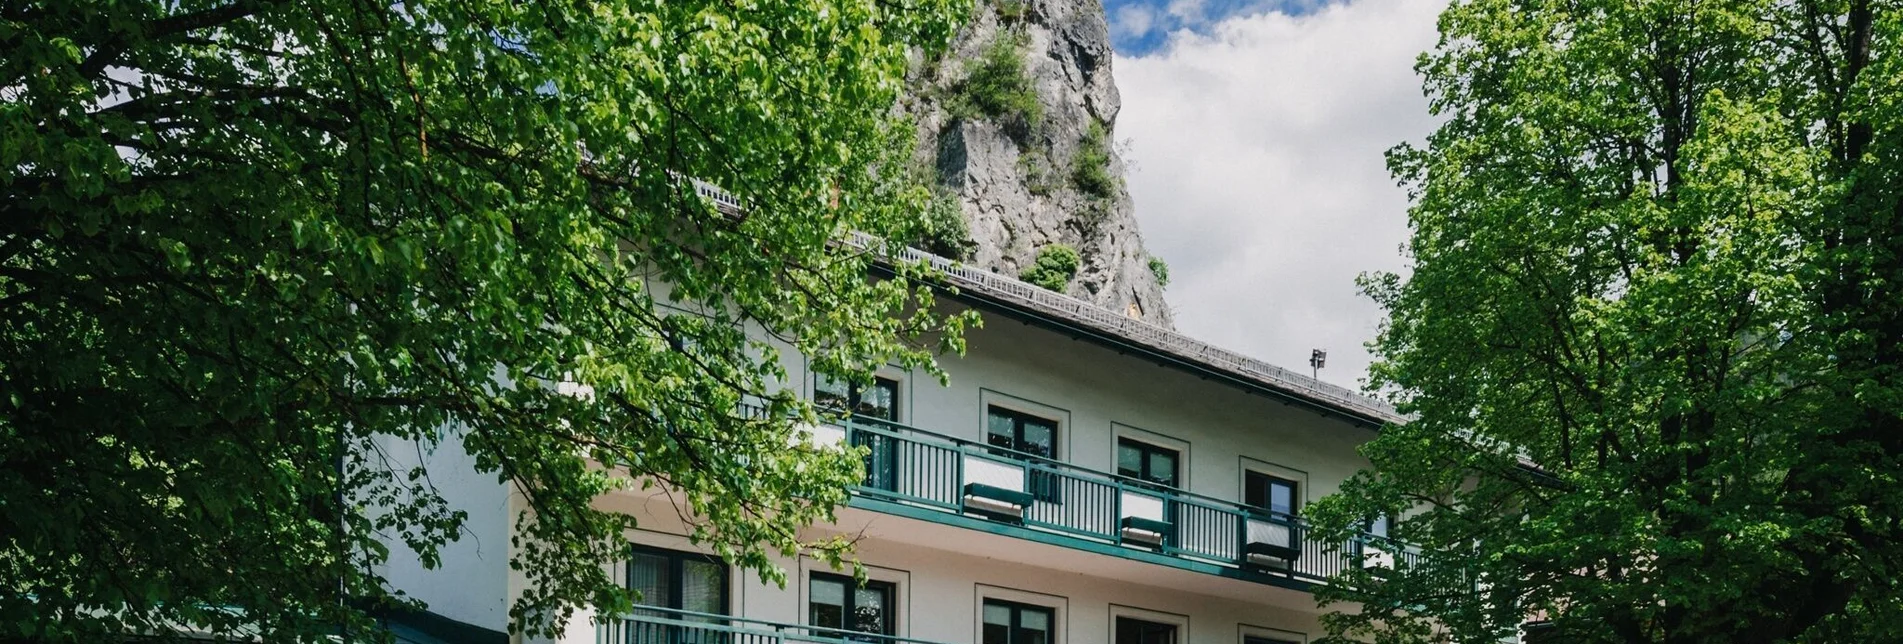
[381,256,1407,644]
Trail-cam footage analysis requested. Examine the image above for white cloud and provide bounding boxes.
[1112,5,1159,42]
[1166,0,1206,23]
[1115,0,1443,389]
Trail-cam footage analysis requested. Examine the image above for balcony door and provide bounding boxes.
[1115,616,1178,644]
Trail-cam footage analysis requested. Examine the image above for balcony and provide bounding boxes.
[597,606,954,644]
[820,416,1416,591]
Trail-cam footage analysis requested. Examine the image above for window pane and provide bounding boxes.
[983,603,1012,626]
[1149,451,1176,486]
[1020,421,1055,457]
[628,553,672,608]
[1370,514,1390,538]
[984,623,1011,644]
[1270,483,1293,516]
[810,578,846,629]
[681,559,723,615]
[987,410,1017,448]
[852,585,891,634]
[815,376,850,411]
[859,378,899,421]
[1245,472,1267,508]
[1117,443,1142,478]
[1020,608,1048,631]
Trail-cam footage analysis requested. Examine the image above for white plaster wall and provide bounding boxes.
[565,520,1324,644]
[371,426,514,633]
[793,305,1379,513]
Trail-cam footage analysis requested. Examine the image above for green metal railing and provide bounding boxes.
[597,606,955,644]
[839,416,1422,587]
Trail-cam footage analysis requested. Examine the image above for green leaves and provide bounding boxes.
[1019,243,1081,292]
[2,0,966,640]
[1316,0,1903,641]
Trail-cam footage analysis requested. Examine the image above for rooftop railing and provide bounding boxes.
[822,416,1419,588]
[596,606,954,644]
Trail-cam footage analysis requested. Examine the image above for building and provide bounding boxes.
[380,239,1410,644]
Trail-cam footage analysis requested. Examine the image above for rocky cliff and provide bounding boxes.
[900,0,1174,327]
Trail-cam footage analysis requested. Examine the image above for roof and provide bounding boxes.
[846,232,1406,429]
[687,178,1405,429]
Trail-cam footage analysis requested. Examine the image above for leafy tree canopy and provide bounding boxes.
[1,0,970,640]
[1308,0,1903,642]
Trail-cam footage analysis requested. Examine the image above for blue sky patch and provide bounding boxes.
[1104,0,1333,56]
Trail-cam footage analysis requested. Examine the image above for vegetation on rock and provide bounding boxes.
[1147,256,1170,289]
[946,32,1042,143]
[1020,244,1082,292]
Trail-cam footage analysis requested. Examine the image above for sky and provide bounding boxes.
[1110,0,1445,389]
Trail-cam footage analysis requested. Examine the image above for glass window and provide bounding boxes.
[816,375,901,421]
[1116,438,1180,488]
[982,599,1053,644]
[985,407,1058,459]
[1244,471,1299,517]
[1369,514,1392,539]
[626,546,727,615]
[809,573,895,637]
[1115,616,1177,644]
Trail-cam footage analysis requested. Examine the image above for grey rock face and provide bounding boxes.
[900,0,1174,327]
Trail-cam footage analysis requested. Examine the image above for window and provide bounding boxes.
[1244,637,1300,644]
[1116,438,1180,488]
[816,375,900,421]
[983,599,1054,644]
[986,407,1058,458]
[1115,617,1177,644]
[626,545,728,616]
[1244,471,1299,518]
[1368,514,1391,539]
[809,572,896,638]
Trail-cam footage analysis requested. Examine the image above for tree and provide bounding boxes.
[1307,0,1903,641]
[0,0,971,640]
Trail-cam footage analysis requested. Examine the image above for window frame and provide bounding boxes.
[625,543,730,615]
[982,598,1058,644]
[808,571,898,636]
